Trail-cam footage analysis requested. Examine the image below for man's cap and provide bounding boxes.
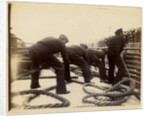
[115,28,123,35]
[59,34,69,42]
[80,43,88,49]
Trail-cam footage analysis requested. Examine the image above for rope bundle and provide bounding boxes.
[82,78,135,106]
[11,78,85,109]
[11,86,70,109]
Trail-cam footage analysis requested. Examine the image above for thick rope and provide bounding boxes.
[11,79,89,110]
[11,79,97,109]
[23,90,70,109]
[82,78,135,106]
[82,55,136,106]
[11,86,70,109]
[12,55,137,108]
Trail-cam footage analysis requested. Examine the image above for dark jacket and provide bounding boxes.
[29,37,69,65]
[66,45,89,63]
[88,49,105,60]
[108,35,125,53]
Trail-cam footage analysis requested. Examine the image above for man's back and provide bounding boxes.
[67,45,86,57]
[37,37,65,54]
[108,36,125,47]
[88,49,105,59]
[66,45,89,62]
[108,35,125,53]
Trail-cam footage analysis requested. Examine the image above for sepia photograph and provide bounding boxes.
[7,2,142,114]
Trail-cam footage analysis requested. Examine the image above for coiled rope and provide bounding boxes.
[11,86,70,109]
[82,78,135,106]
[11,78,86,109]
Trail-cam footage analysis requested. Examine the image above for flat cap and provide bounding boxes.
[80,43,88,49]
[115,28,123,35]
[59,34,69,42]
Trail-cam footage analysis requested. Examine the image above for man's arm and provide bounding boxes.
[120,36,126,53]
[60,45,71,82]
[83,49,90,64]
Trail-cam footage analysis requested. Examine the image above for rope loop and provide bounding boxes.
[11,89,70,109]
[82,77,135,106]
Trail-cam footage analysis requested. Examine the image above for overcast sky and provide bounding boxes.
[10,2,142,45]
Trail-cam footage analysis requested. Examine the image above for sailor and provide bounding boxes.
[66,45,93,83]
[29,34,71,94]
[80,44,107,82]
[107,28,126,84]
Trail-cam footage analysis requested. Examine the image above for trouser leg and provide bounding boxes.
[70,55,93,82]
[80,62,93,82]
[107,55,115,83]
[115,55,126,82]
[64,64,72,82]
[29,51,41,89]
[45,54,68,94]
[101,58,107,80]
[31,63,40,88]
[98,64,107,80]
[55,66,67,94]
[92,57,107,81]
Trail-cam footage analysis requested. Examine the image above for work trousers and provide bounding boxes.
[29,49,67,94]
[107,48,126,83]
[89,55,107,81]
[69,55,92,82]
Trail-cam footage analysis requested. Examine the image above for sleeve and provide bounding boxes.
[60,44,71,82]
[99,51,105,63]
[120,37,126,53]
[83,50,90,64]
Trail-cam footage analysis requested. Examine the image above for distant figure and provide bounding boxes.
[107,28,126,84]
[29,34,71,94]
[66,45,93,83]
[80,44,107,82]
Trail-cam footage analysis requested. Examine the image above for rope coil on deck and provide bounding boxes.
[82,78,135,106]
[11,88,70,109]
